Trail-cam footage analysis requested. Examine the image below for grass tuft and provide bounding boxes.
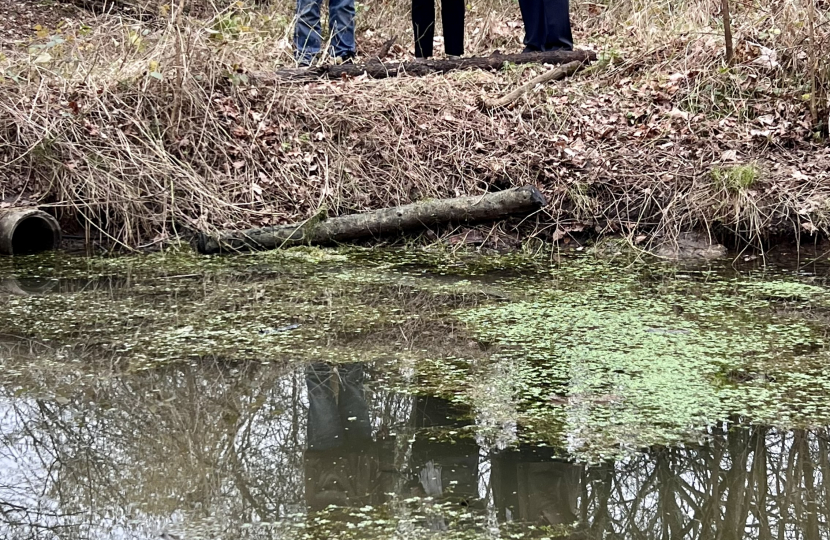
[712,164,760,193]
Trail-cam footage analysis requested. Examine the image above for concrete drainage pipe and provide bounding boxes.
[0,209,62,255]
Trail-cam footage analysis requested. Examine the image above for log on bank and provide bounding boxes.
[196,186,546,254]
[266,49,597,81]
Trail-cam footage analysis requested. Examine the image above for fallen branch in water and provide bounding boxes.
[196,186,546,254]
[478,60,584,110]
[263,49,597,82]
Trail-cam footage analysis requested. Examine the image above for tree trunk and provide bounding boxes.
[196,186,546,254]
[265,50,597,82]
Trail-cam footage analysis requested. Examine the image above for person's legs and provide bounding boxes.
[329,0,356,60]
[542,0,573,51]
[412,0,435,58]
[440,0,464,56]
[517,0,546,52]
[306,363,345,451]
[295,0,323,65]
[337,364,373,442]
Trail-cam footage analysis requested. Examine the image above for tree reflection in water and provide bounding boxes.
[1,351,830,539]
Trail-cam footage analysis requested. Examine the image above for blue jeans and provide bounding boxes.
[294,0,356,64]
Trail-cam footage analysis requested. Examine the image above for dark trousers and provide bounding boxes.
[518,0,573,52]
[306,363,372,451]
[412,0,464,58]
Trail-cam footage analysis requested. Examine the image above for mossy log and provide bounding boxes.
[266,49,597,81]
[196,186,546,254]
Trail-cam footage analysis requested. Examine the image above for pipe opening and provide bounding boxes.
[11,215,60,254]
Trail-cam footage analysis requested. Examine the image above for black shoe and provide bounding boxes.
[543,45,574,52]
[296,54,318,67]
[336,52,357,64]
[522,46,542,54]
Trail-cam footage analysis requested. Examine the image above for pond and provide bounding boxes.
[1,246,830,539]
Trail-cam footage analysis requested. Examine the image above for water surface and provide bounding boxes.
[1,247,830,539]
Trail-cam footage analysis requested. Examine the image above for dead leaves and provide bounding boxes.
[6,22,828,248]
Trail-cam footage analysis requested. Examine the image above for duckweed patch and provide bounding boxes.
[0,248,520,370]
[449,259,830,458]
[147,500,566,540]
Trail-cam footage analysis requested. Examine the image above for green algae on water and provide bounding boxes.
[4,248,830,461]
[451,258,830,458]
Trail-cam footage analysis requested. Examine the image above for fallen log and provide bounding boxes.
[59,0,156,20]
[264,49,596,82]
[478,60,583,110]
[196,186,546,254]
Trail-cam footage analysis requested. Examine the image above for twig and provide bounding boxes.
[375,36,398,60]
[477,61,583,110]
[807,0,818,123]
[722,0,734,66]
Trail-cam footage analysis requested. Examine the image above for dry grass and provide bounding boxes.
[0,0,828,250]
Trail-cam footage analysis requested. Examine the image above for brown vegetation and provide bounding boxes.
[0,0,828,250]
